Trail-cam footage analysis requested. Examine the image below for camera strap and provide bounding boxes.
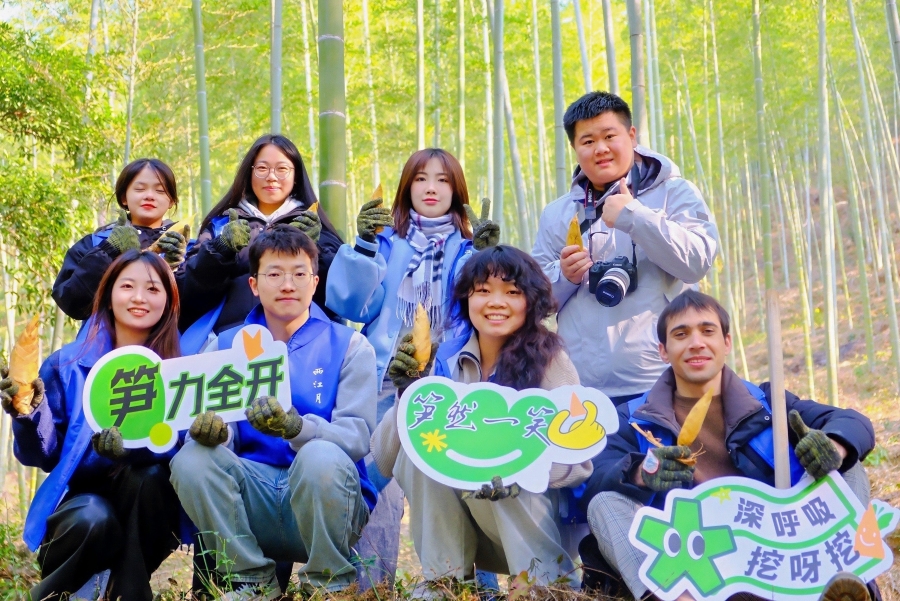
[584,161,641,258]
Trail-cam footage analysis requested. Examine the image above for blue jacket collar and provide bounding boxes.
[243,302,331,342]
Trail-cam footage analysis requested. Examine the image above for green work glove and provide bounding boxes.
[91,427,128,460]
[464,198,501,251]
[290,208,322,243]
[189,410,229,447]
[0,366,44,416]
[245,396,303,439]
[789,410,842,480]
[463,475,521,502]
[639,445,695,492]
[155,224,190,269]
[218,209,251,253]
[107,210,141,255]
[356,198,393,243]
[387,333,438,394]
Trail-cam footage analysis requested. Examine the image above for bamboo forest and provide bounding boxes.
[2,0,900,598]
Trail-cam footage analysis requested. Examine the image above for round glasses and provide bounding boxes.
[258,270,314,288]
[253,164,294,180]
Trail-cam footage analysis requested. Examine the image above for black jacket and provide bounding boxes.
[52,220,175,320]
[580,366,875,512]
[176,203,342,333]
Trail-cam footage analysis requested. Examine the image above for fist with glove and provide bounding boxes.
[189,410,229,447]
[92,427,128,460]
[246,396,303,439]
[464,198,501,251]
[216,209,251,253]
[357,198,393,243]
[155,224,191,269]
[636,445,695,492]
[387,333,438,393]
[107,210,142,255]
[0,366,44,416]
[789,410,845,480]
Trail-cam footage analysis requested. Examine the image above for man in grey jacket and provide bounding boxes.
[532,91,719,404]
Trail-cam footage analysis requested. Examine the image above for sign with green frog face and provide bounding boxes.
[83,325,291,452]
[397,376,618,493]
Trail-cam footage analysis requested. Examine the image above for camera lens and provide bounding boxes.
[595,267,631,307]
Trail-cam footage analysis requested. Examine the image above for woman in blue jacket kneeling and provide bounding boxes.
[1,250,183,601]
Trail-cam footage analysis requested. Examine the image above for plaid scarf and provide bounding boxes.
[397,210,456,327]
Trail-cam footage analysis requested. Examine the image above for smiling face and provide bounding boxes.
[251,144,296,212]
[409,157,454,219]
[249,249,319,335]
[467,275,527,347]
[572,111,637,188]
[659,307,733,398]
[111,260,168,345]
[123,166,174,228]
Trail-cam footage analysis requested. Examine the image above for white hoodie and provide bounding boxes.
[531,145,719,397]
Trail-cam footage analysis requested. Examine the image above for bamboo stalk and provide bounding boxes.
[573,0,591,93]
[318,0,348,237]
[626,0,648,146]
[270,0,283,133]
[602,0,618,95]
[490,0,505,229]
[191,0,212,214]
[301,0,318,187]
[416,0,425,149]
[457,0,465,170]
[551,0,567,196]
[362,0,380,185]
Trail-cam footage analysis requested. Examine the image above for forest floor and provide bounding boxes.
[1,279,899,600]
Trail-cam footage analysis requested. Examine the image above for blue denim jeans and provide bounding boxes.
[171,439,369,591]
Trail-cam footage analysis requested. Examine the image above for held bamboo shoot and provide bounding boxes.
[566,215,583,248]
[9,315,40,415]
[148,219,194,252]
[677,387,714,446]
[412,304,431,371]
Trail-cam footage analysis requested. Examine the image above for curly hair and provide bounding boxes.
[450,245,562,390]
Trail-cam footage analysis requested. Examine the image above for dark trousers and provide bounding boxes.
[31,463,181,601]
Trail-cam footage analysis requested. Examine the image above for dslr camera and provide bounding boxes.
[588,243,638,307]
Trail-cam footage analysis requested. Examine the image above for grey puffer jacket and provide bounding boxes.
[531,146,719,397]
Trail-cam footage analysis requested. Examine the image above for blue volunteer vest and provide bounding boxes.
[218,304,377,511]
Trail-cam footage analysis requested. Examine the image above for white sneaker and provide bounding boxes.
[217,572,282,601]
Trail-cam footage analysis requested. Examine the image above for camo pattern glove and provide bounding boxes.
[463,476,521,502]
[789,410,842,480]
[245,396,303,439]
[189,411,229,447]
[639,446,695,492]
[0,367,44,416]
[356,199,393,242]
[156,225,190,269]
[290,209,322,243]
[387,334,438,394]
[107,210,141,255]
[91,427,128,460]
[464,199,501,251]
[218,209,251,253]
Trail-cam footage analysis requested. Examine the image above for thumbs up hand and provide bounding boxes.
[789,410,846,480]
[601,177,637,228]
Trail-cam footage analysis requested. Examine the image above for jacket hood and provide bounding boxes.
[569,145,679,200]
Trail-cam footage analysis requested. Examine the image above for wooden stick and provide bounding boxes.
[766,289,790,489]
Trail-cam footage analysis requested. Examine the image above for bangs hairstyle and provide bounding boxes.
[563,91,633,143]
[114,158,178,210]
[657,289,731,345]
[391,148,473,239]
[200,134,341,244]
[86,250,181,359]
[451,245,562,390]
[249,225,320,276]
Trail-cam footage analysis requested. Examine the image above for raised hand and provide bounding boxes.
[218,209,251,253]
[638,445,695,492]
[107,210,141,254]
[245,396,303,439]
[357,198,393,242]
[155,224,190,268]
[0,366,44,416]
[387,333,438,393]
[291,206,322,243]
[464,199,500,251]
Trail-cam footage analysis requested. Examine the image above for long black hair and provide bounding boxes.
[200,134,341,242]
[450,245,563,390]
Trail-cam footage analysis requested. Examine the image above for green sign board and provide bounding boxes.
[397,377,618,493]
[629,472,900,601]
[83,326,291,452]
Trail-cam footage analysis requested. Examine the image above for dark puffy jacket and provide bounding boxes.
[580,366,875,512]
[176,203,341,333]
[52,219,176,320]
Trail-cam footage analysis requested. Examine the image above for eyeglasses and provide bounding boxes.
[258,270,314,287]
[253,164,294,180]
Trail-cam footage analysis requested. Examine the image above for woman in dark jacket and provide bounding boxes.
[176,134,343,338]
[53,158,187,321]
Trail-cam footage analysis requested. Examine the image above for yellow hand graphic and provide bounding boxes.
[547,401,606,450]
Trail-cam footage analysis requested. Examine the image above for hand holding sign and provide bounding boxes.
[246,396,303,439]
